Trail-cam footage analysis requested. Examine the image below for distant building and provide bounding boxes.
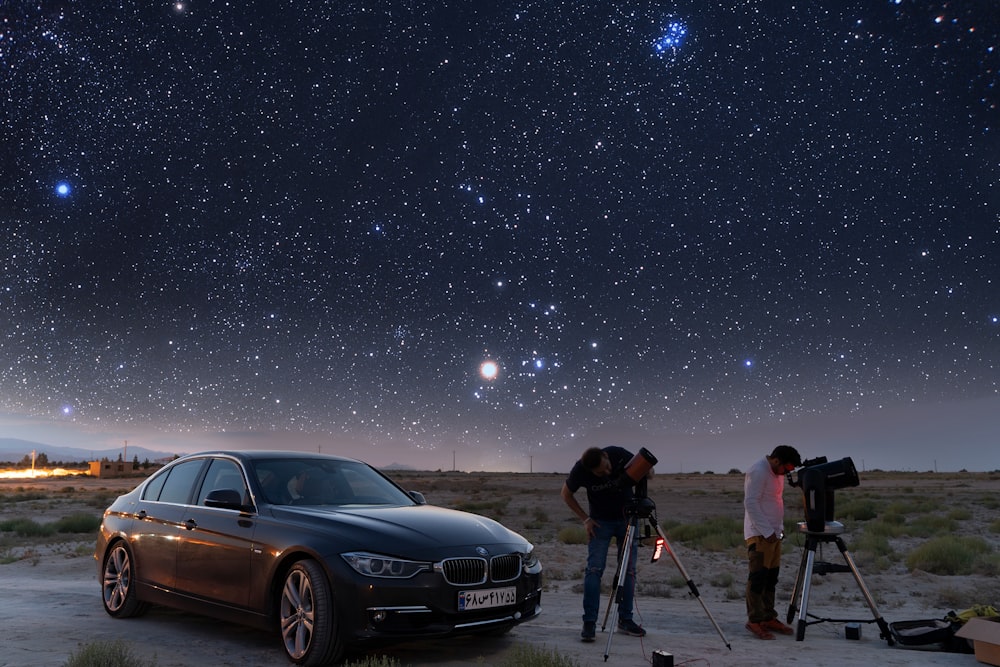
[89,457,135,478]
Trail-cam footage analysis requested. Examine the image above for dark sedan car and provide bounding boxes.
[95,451,542,665]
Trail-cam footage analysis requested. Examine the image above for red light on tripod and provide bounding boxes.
[651,537,665,562]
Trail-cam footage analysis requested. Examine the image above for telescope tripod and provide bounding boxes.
[786,522,893,645]
[601,497,731,661]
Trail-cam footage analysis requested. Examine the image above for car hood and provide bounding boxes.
[270,504,529,558]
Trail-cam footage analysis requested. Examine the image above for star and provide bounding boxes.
[480,361,499,381]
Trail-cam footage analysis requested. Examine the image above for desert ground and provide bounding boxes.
[2,467,999,666]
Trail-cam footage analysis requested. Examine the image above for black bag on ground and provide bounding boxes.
[889,619,972,653]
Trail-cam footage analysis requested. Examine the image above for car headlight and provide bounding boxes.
[341,552,430,578]
[522,545,542,574]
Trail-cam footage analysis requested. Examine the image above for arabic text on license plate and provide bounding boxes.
[458,586,517,611]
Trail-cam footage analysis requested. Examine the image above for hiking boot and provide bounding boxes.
[581,621,596,642]
[617,619,646,637]
[761,618,794,635]
[746,621,776,640]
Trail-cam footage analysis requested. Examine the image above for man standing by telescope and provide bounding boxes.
[743,445,801,640]
[561,446,652,642]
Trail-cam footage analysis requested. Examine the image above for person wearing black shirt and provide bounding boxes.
[560,446,648,642]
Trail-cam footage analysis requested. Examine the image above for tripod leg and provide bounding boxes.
[794,541,817,641]
[602,522,637,661]
[600,520,635,630]
[834,538,894,646]
[653,523,732,649]
[786,539,811,625]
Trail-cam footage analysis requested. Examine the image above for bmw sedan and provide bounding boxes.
[95,451,542,665]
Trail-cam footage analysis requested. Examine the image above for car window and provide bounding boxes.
[142,469,169,501]
[196,459,249,506]
[251,459,414,506]
[156,459,207,505]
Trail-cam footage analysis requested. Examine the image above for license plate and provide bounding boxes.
[458,586,517,611]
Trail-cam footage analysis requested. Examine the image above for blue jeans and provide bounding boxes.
[583,518,637,623]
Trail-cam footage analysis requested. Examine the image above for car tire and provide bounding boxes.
[101,541,149,618]
[279,559,342,666]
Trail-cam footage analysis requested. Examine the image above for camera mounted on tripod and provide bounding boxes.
[786,456,860,533]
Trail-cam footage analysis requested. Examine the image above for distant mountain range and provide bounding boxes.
[0,438,176,464]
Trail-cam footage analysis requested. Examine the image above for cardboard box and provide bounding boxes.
[956,617,1000,666]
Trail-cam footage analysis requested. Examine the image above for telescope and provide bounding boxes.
[787,456,859,533]
[618,447,657,497]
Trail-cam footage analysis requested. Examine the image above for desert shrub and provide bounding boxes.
[946,508,973,521]
[837,498,879,521]
[862,516,906,539]
[557,526,587,545]
[498,644,581,667]
[52,513,102,533]
[0,491,50,503]
[524,509,549,528]
[850,532,893,557]
[709,571,734,588]
[905,536,992,575]
[64,639,157,667]
[0,518,55,537]
[667,517,743,551]
[885,498,939,515]
[904,514,956,538]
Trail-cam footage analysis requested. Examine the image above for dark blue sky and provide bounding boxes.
[1,1,998,471]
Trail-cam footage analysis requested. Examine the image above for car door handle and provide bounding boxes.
[136,510,147,520]
[184,519,198,530]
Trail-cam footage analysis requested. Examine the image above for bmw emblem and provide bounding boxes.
[475,546,489,557]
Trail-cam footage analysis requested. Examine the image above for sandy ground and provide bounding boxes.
[2,469,998,666]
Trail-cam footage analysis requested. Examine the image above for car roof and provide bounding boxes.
[173,450,362,465]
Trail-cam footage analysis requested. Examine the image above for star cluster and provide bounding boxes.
[1,1,998,468]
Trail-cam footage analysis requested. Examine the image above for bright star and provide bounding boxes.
[480,360,499,380]
[55,181,72,197]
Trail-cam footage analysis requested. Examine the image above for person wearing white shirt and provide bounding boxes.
[743,445,801,640]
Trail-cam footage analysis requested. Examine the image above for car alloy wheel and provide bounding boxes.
[279,559,341,665]
[101,541,148,618]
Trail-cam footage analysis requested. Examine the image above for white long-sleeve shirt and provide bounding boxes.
[743,456,785,540]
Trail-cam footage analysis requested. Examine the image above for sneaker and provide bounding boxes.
[761,618,794,635]
[745,621,776,640]
[581,621,596,642]
[617,619,646,637]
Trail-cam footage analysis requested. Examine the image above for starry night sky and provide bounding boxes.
[2,1,998,472]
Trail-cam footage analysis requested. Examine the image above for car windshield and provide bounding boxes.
[252,458,415,507]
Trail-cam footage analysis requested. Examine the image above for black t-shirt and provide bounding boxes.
[565,446,635,521]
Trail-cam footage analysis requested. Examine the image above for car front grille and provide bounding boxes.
[441,558,487,585]
[439,554,523,585]
[490,554,521,582]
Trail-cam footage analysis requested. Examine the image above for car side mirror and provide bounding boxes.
[408,490,426,505]
[204,488,247,511]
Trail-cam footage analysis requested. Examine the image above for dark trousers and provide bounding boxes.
[746,536,781,623]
